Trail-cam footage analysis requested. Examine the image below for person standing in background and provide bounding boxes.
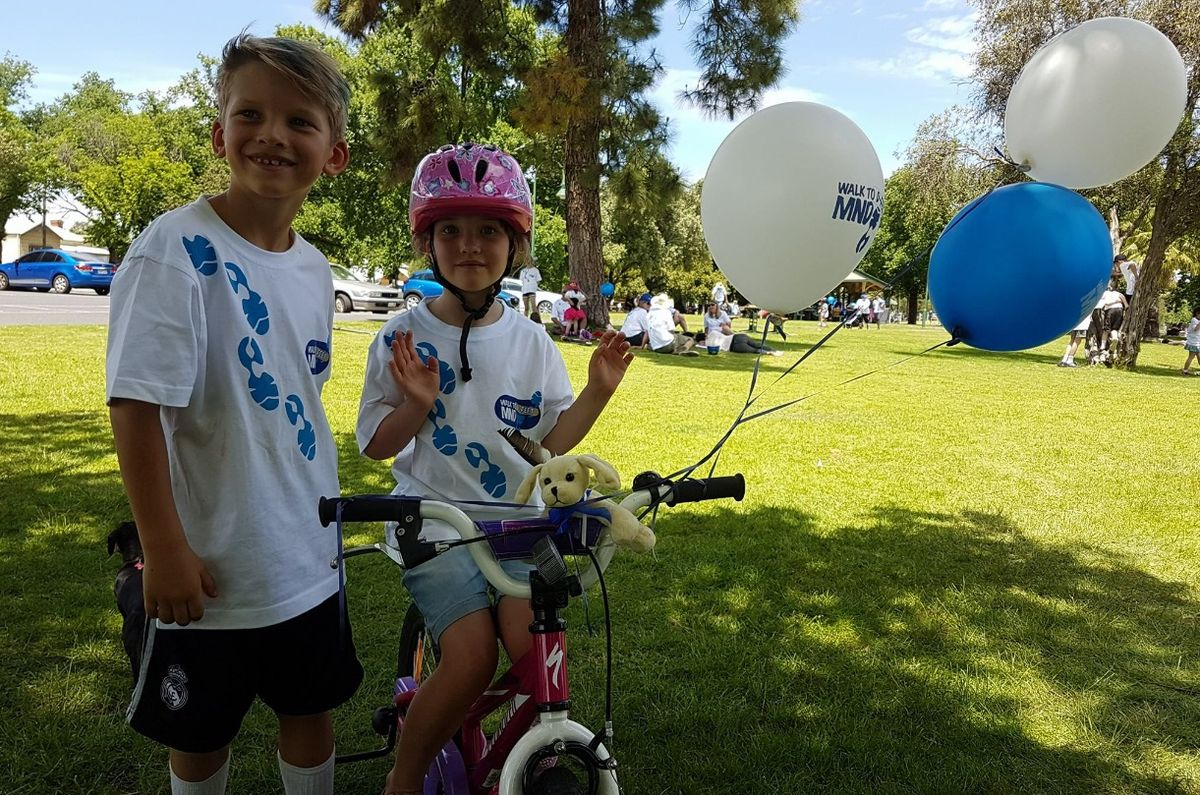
[518,262,541,319]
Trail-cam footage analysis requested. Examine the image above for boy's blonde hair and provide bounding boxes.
[216,33,350,142]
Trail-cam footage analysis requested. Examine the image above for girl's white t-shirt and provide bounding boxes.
[357,303,573,541]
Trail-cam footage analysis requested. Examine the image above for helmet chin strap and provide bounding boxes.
[429,247,516,383]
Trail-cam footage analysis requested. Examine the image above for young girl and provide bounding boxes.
[355,143,633,795]
[1183,306,1200,375]
[562,280,587,339]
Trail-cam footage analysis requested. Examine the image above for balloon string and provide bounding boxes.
[737,338,951,423]
[662,335,952,487]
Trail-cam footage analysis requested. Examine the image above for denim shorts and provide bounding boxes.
[402,545,534,643]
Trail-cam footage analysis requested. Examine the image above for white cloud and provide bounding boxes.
[854,11,977,82]
[920,0,962,9]
[906,14,976,54]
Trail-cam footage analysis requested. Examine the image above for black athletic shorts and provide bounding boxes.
[127,593,363,753]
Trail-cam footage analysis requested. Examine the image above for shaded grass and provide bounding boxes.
[0,320,1197,793]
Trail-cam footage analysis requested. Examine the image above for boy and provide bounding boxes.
[106,34,361,795]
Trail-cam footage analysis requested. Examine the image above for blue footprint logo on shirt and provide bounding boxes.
[224,262,270,334]
[285,395,317,460]
[182,235,219,276]
[238,337,280,411]
[465,442,506,498]
[427,399,458,455]
[415,342,456,395]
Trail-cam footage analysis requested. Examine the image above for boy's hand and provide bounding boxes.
[587,331,634,395]
[388,330,439,411]
[143,542,218,626]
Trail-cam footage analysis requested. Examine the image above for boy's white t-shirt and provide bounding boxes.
[519,266,541,294]
[105,197,340,630]
[1186,317,1200,347]
[356,302,573,541]
[619,306,650,338]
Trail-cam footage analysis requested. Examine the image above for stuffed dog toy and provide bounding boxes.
[106,521,145,682]
[514,454,656,552]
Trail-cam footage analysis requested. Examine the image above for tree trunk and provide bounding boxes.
[906,284,920,324]
[565,0,609,329]
[1115,208,1172,370]
[1115,155,1181,370]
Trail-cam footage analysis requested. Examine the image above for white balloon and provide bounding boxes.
[701,102,884,314]
[1005,16,1187,189]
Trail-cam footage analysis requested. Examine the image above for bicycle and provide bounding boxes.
[320,471,745,794]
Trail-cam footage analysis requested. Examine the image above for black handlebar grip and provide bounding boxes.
[318,495,416,526]
[665,474,745,506]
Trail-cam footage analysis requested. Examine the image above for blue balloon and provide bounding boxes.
[826,295,836,305]
[600,281,615,298]
[928,183,1110,351]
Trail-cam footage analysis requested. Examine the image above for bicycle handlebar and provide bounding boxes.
[662,474,745,506]
[321,473,745,598]
[318,494,414,525]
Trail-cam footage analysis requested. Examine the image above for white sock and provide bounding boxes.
[169,754,230,795]
[278,749,335,795]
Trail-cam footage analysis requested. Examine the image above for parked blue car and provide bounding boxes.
[0,248,115,295]
[401,268,521,311]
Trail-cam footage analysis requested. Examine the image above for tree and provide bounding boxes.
[971,0,1200,369]
[26,73,210,259]
[317,0,802,327]
[0,55,40,235]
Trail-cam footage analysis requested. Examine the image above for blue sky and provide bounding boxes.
[1,0,978,179]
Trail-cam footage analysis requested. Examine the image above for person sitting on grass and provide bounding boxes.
[647,293,697,356]
[619,292,653,349]
[703,301,733,341]
[562,295,587,340]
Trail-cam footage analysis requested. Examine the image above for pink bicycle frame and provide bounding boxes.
[393,607,571,794]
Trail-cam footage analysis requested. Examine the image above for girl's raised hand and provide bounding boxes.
[388,330,440,411]
[587,330,634,395]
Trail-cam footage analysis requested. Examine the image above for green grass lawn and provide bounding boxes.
[1,317,1197,794]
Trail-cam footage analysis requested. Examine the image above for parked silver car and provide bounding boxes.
[501,277,562,315]
[330,263,402,314]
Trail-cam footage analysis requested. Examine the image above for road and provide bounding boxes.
[0,288,400,326]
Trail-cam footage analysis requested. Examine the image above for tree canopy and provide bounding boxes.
[317,0,801,325]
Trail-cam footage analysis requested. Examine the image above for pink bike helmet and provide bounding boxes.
[409,143,532,235]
